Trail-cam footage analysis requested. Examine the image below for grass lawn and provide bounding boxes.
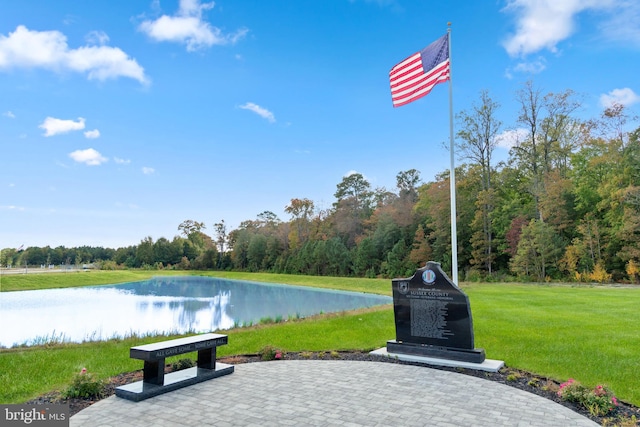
[1,271,638,407]
[0,270,390,295]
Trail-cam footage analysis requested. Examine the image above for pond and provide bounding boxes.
[0,276,391,347]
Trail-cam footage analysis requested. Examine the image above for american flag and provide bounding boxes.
[389,34,450,108]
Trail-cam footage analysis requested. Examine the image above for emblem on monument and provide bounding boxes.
[397,281,409,294]
[422,269,436,284]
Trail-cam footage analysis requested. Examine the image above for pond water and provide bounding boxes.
[0,276,391,347]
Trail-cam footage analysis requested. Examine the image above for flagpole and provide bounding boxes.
[447,24,459,285]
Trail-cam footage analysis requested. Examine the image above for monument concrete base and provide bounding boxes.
[386,339,486,363]
[371,347,504,373]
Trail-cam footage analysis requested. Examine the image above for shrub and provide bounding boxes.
[99,260,118,270]
[626,260,639,284]
[62,368,105,399]
[258,345,283,361]
[557,378,618,416]
[589,261,612,284]
[464,269,484,282]
[171,358,195,371]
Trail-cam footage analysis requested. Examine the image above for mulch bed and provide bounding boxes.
[27,351,639,426]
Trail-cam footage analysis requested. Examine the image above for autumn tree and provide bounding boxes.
[333,173,373,247]
[178,220,205,238]
[510,219,563,280]
[285,198,315,250]
[512,81,581,220]
[456,90,501,273]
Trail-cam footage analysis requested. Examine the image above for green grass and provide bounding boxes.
[466,283,640,406]
[0,270,171,292]
[1,271,639,408]
[0,270,390,295]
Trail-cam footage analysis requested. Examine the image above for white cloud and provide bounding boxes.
[495,128,529,149]
[85,30,109,46]
[0,205,25,211]
[239,102,275,123]
[3,111,15,118]
[502,0,615,57]
[69,148,108,166]
[138,0,248,52]
[0,25,148,84]
[600,88,640,108]
[142,167,155,175]
[39,117,85,137]
[598,1,640,46]
[84,129,100,139]
[114,157,131,165]
[513,57,546,74]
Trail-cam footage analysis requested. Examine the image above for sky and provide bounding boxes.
[1,0,639,250]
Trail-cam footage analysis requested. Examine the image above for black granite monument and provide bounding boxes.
[387,261,485,363]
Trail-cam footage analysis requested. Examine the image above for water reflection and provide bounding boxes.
[0,276,391,347]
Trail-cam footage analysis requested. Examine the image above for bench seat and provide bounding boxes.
[115,333,234,401]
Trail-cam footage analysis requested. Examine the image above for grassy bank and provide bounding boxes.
[0,270,390,295]
[0,270,168,292]
[1,271,638,407]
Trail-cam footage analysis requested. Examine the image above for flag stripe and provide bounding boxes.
[390,59,449,95]
[389,33,450,107]
[391,60,450,107]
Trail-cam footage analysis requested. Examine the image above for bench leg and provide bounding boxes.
[197,347,216,370]
[143,360,165,385]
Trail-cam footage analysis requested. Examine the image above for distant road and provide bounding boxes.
[0,267,86,275]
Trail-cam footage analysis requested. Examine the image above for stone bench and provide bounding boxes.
[115,333,234,401]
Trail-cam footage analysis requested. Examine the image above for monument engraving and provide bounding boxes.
[387,261,485,363]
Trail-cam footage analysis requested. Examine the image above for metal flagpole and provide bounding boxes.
[447,24,459,285]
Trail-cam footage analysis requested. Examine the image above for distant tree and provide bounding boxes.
[333,173,373,247]
[229,228,251,270]
[456,91,501,273]
[213,220,227,254]
[352,237,378,277]
[153,237,172,266]
[510,219,563,280]
[136,236,155,267]
[384,239,412,278]
[285,198,315,249]
[414,174,453,272]
[178,220,205,238]
[247,234,268,271]
[512,81,581,220]
[0,248,16,267]
[408,226,432,266]
[334,172,373,211]
[396,169,421,201]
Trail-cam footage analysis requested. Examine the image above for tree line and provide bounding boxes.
[3,82,639,283]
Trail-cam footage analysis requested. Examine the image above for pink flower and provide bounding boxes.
[275,352,282,360]
[595,385,605,396]
[80,368,87,375]
[612,397,618,406]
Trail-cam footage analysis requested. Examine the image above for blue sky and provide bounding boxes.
[1,0,639,249]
